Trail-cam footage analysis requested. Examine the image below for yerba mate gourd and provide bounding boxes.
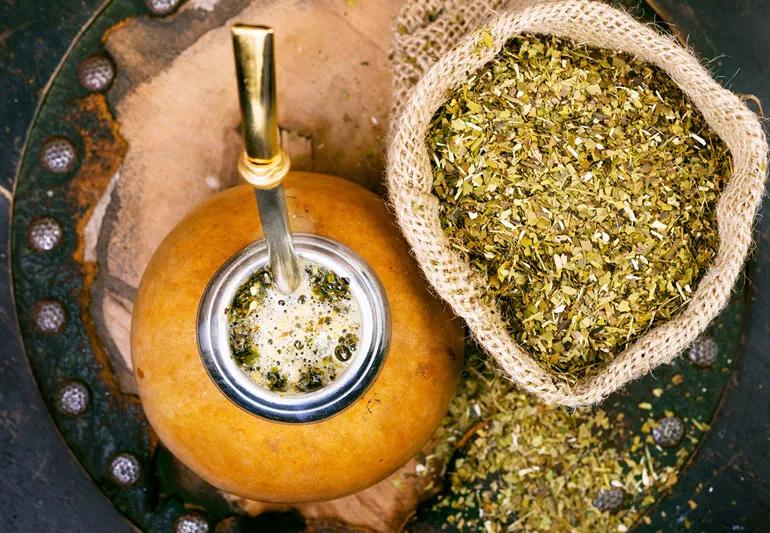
[132,25,463,503]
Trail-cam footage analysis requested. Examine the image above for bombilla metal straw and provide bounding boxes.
[232,24,300,294]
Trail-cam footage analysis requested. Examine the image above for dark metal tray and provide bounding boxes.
[1,1,769,531]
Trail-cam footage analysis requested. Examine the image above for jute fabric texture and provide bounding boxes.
[387,0,768,406]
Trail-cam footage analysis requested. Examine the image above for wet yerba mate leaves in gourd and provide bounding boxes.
[428,34,732,379]
[227,262,361,393]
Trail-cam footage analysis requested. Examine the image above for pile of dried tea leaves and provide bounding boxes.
[428,34,732,379]
[412,352,700,531]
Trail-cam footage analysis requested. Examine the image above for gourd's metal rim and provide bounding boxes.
[197,234,391,423]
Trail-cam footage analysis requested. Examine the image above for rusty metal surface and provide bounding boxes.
[0,0,134,530]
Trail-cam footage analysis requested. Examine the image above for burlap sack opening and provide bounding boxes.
[387,0,768,406]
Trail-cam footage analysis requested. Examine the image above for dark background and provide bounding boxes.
[1,1,769,531]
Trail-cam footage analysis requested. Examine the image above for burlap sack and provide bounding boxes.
[387,0,768,406]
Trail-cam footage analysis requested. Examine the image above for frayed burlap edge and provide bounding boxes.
[386,0,769,407]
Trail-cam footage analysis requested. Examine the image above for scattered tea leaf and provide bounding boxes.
[411,352,701,531]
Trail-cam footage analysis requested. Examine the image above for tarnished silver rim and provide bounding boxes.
[197,234,390,423]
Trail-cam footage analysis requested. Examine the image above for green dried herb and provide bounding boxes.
[413,352,699,531]
[428,34,732,378]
